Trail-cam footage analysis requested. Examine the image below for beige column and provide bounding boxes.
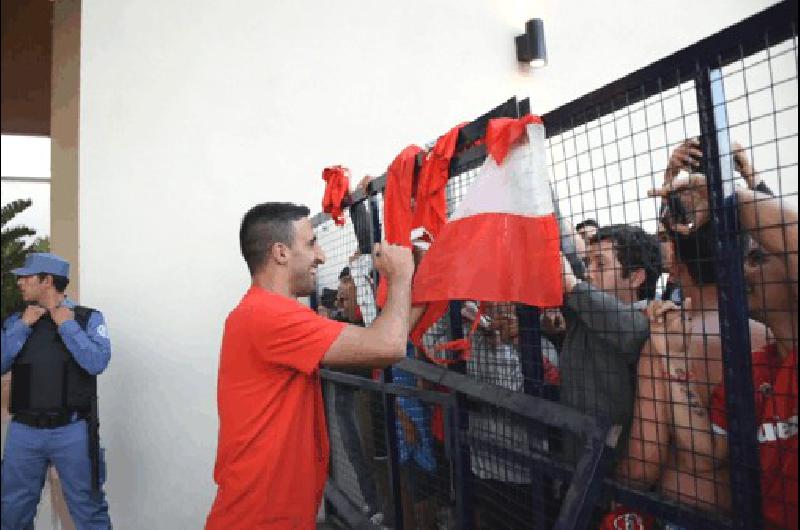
[50,0,81,300]
[47,5,83,528]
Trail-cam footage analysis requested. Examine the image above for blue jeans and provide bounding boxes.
[1,419,111,530]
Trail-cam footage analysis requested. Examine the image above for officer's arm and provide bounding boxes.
[1,314,32,375]
[58,311,111,375]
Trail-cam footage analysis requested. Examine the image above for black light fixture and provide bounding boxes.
[515,18,547,67]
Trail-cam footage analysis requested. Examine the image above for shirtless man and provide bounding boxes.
[616,140,778,513]
[645,160,798,527]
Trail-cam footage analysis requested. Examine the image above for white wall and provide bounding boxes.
[78,0,780,527]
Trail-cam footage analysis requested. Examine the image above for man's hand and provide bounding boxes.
[20,305,47,326]
[647,298,692,358]
[665,138,703,182]
[541,308,566,335]
[561,253,580,293]
[648,173,710,235]
[490,313,519,345]
[373,242,413,282]
[732,141,758,189]
[49,305,75,326]
[355,175,376,195]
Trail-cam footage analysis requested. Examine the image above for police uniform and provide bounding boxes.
[1,253,111,529]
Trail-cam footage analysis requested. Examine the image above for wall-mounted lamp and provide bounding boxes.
[515,19,547,67]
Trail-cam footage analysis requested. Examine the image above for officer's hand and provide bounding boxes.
[373,242,413,282]
[49,306,75,326]
[21,305,47,326]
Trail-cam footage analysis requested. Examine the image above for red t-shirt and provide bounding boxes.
[205,286,345,530]
[711,345,798,530]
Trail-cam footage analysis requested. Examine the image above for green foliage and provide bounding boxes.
[31,236,50,253]
[1,199,40,321]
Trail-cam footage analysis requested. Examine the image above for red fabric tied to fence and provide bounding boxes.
[322,165,350,226]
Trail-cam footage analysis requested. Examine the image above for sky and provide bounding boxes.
[1,134,51,240]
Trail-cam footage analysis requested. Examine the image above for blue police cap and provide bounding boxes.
[11,253,70,278]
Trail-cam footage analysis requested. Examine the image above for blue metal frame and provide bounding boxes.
[445,301,475,530]
[695,65,763,530]
[366,193,406,530]
[515,305,548,530]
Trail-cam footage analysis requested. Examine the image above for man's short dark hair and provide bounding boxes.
[671,223,718,286]
[36,273,69,293]
[590,224,663,300]
[659,201,721,286]
[338,267,351,280]
[239,202,310,275]
[576,219,599,232]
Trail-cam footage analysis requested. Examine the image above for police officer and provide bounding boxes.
[1,253,111,529]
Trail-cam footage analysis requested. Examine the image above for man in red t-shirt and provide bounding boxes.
[205,202,414,529]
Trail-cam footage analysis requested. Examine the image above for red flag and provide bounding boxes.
[411,116,563,361]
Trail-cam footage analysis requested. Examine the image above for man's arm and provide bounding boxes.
[562,254,649,359]
[323,243,413,368]
[1,314,31,375]
[617,344,672,486]
[57,310,112,375]
[565,282,649,360]
[0,305,47,375]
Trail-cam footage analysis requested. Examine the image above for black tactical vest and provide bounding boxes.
[9,306,97,414]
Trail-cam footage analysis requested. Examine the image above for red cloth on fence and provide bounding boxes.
[485,114,540,165]
[410,116,562,361]
[376,145,422,307]
[408,124,465,350]
[322,165,350,226]
[411,124,463,239]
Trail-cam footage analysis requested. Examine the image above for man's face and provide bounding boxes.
[578,225,597,243]
[586,239,641,303]
[336,278,358,323]
[16,275,46,303]
[657,222,676,275]
[743,242,792,324]
[287,218,325,297]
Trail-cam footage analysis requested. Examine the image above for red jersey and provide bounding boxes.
[711,345,798,530]
[205,286,345,530]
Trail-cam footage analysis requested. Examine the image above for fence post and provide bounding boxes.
[368,193,405,530]
[446,301,475,530]
[515,305,548,530]
[695,66,763,530]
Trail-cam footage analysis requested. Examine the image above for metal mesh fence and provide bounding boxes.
[314,3,798,529]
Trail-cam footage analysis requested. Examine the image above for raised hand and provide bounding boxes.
[20,305,47,326]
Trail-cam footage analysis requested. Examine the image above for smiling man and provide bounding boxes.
[205,202,413,529]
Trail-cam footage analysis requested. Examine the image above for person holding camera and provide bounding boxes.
[1,252,112,529]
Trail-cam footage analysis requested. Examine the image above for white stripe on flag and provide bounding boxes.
[451,123,553,221]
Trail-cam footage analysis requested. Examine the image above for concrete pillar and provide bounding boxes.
[50,0,81,299]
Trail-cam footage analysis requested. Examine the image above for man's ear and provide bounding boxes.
[629,268,646,291]
[271,242,290,265]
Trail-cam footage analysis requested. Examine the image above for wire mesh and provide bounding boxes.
[315,6,797,529]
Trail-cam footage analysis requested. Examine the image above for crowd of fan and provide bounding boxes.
[318,140,798,530]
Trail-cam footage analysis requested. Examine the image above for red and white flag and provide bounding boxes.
[411,116,563,351]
